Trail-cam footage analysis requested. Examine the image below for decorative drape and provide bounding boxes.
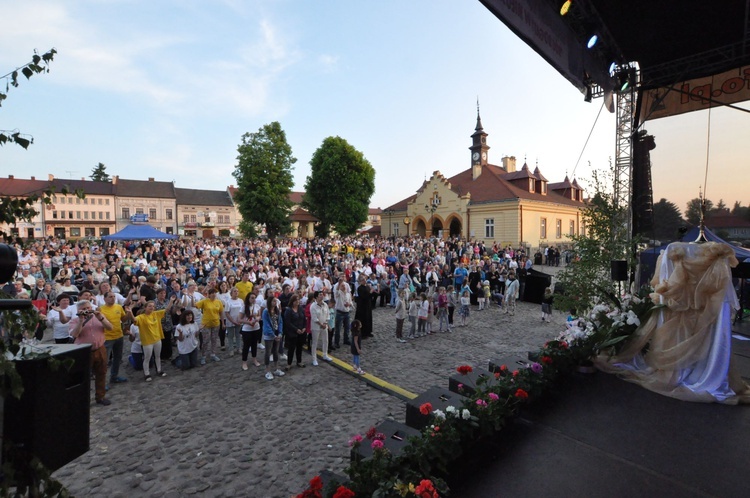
[595,242,750,404]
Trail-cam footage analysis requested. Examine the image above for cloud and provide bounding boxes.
[318,54,339,71]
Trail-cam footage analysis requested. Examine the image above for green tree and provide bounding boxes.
[554,168,633,314]
[303,136,375,236]
[651,198,685,242]
[90,162,111,182]
[232,122,296,238]
[685,197,713,226]
[715,199,727,211]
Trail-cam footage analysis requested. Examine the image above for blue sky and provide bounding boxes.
[1,0,747,215]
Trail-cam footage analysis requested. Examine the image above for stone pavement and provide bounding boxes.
[53,271,566,497]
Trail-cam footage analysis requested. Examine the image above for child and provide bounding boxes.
[394,290,407,343]
[504,272,520,316]
[327,296,337,351]
[447,285,456,327]
[542,287,554,322]
[350,319,365,374]
[458,289,470,327]
[417,293,428,336]
[175,310,200,370]
[482,280,491,310]
[425,292,436,335]
[566,308,578,329]
[407,293,418,339]
[128,322,143,370]
[437,286,449,332]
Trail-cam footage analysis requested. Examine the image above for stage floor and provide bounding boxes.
[451,347,750,498]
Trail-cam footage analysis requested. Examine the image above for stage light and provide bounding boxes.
[587,35,598,49]
[609,62,617,75]
[560,1,572,16]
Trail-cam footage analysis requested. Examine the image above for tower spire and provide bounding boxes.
[475,96,483,131]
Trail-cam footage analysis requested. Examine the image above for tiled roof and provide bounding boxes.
[548,176,575,190]
[51,178,115,195]
[175,188,233,206]
[290,207,318,222]
[289,191,304,204]
[504,162,537,180]
[0,177,49,196]
[368,208,382,215]
[706,213,750,229]
[533,166,548,182]
[383,194,417,211]
[114,178,175,198]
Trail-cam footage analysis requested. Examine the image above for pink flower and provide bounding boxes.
[531,362,543,374]
[371,439,384,450]
[488,392,499,401]
[348,434,363,447]
[457,383,464,391]
[476,399,487,407]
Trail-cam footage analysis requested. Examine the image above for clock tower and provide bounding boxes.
[469,103,490,168]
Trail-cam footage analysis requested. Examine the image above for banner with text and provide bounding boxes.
[640,66,750,122]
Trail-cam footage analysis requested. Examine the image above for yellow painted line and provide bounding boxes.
[315,350,418,401]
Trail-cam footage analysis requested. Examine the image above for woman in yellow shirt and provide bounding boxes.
[128,301,169,382]
[196,288,225,364]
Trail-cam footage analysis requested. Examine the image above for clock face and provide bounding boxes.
[472,152,479,161]
[403,217,411,225]
[481,152,487,161]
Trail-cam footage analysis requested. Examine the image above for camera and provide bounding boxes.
[79,309,93,317]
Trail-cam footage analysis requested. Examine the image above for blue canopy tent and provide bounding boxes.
[101,224,178,241]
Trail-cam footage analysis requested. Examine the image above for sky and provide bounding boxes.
[1,0,748,216]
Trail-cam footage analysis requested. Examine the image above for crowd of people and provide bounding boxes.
[1,235,545,406]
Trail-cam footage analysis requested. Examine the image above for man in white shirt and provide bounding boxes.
[332,275,353,347]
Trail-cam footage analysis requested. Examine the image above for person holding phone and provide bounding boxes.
[69,300,113,406]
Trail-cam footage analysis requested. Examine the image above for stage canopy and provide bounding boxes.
[102,224,178,241]
[479,1,750,98]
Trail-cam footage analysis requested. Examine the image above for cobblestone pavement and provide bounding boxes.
[53,269,567,497]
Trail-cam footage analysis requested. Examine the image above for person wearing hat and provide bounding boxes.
[47,293,76,344]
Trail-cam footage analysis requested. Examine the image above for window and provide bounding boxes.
[83,198,88,205]
[85,227,96,237]
[569,220,575,236]
[84,211,89,220]
[59,196,65,204]
[190,215,196,223]
[540,218,547,239]
[183,214,190,223]
[68,211,73,219]
[556,219,562,238]
[98,198,102,205]
[166,209,173,220]
[100,227,110,236]
[136,208,144,215]
[105,199,110,205]
[76,211,81,219]
[393,223,400,237]
[122,207,130,219]
[52,211,58,219]
[149,208,157,220]
[70,227,81,237]
[485,218,495,238]
[99,211,103,220]
[76,197,80,204]
[106,212,110,220]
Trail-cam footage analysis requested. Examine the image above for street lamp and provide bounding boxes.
[425,199,438,238]
[383,208,395,239]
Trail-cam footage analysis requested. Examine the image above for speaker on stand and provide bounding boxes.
[611,260,628,295]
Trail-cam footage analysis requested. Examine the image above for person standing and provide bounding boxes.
[350,319,365,375]
[195,288,224,364]
[333,275,353,347]
[310,291,332,366]
[504,272,520,316]
[128,301,170,382]
[174,310,200,370]
[355,275,373,338]
[47,293,75,344]
[283,294,307,369]
[394,289,407,343]
[223,287,244,356]
[239,291,262,370]
[69,300,112,406]
[99,291,129,385]
[261,296,286,380]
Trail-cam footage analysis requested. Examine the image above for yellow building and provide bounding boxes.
[382,112,585,249]
[176,187,238,238]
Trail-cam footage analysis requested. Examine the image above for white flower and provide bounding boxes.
[432,409,446,420]
[626,310,640,326]
[461,409,471,420]
[445,405,457,415]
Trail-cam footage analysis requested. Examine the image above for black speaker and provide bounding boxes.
[2,344,91,479]
[611,260,628,281]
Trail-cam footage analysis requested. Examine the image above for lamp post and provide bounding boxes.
[425,200,438,238]
[383,208,395,239]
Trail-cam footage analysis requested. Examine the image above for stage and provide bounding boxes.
[451,337,750,497]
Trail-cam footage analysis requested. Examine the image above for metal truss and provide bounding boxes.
[613,79,636,251]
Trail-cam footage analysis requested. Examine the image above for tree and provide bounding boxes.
[303,136,375,236]
[90,162,111,182]
[685,197,713,226]
[232,122,296,238]
[651,198,685,242]
[715,199,727,212]
[554,168,633,314]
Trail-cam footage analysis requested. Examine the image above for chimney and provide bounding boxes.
[148,177,155,182]
[8,175,13,179]
[472,163,482,180]
[48,174,54,181]
[502,156,517,173]
[30,176,35,180]
[112,175,118,184]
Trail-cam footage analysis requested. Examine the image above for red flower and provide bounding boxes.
[541,356,553,365]
[419,402,433,415]
[456,365,473,375]
[434,426,440,432]
[560,341,569,349]
[415,479,439,498]
[332,486,355,498]
[500,364,508,371]
[365,426,377,440]
[515,388,529,399]
[512,370,519,377]
[494,372,500,379]
[309,476,323,492]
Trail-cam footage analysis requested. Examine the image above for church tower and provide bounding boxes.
[469,101,490,179]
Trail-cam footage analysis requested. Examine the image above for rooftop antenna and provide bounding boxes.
[64,170,77,178]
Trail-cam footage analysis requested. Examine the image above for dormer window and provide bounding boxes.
[529,179,535,192]
[542,182,547,195]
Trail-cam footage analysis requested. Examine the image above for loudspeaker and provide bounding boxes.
[2,344,90,479]
[611,260,628,281]
[350,419,421,462]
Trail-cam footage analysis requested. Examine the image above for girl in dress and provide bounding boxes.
[350,319,365,375]
[458,289,471,327]
[175,310,200,370]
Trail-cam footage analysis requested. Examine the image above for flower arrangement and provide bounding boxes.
[297,287,660,497]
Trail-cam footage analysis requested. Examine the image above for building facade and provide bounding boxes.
[113,177,177,234]
[382,112,585,250]
[175,187,237,238]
